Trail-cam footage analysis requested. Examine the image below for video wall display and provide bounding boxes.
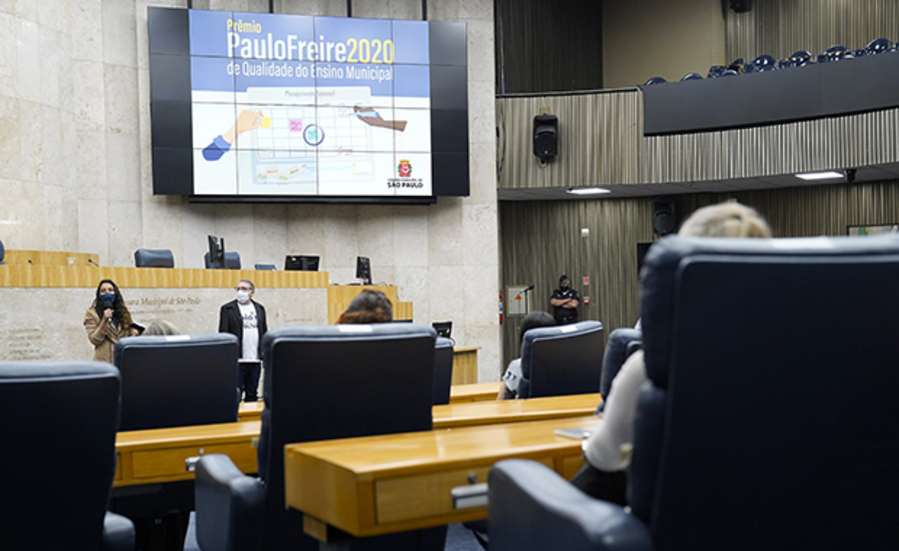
[148,8,469,202]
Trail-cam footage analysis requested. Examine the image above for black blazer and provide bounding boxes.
[218,299,268,360]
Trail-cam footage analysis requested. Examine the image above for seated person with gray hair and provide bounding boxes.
[572,201,772,504]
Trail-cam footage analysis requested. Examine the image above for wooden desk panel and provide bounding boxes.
[451,347,479,384]
[284,415,601,537]
[114,420,260,487]
[449,382,501,403]
[0,265,329,288]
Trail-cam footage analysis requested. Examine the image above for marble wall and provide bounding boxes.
[0,0,501,380]
[0,286,327,362]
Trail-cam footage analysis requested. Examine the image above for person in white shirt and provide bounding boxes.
[218,279,268,401]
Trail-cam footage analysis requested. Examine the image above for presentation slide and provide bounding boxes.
[188,11,432,197]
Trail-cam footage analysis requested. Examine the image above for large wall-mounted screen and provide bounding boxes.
[148,8,469,203]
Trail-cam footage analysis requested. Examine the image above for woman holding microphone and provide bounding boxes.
[83,279,139,363]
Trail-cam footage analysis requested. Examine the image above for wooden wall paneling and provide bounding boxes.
[496,91,642,190]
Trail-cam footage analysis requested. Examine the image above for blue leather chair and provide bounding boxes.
[596,327,642,412]
[0,238,5,264]
[205,251,241,269]
[679,72,703,81]
[750,54,779,72]
[818,44,850,63]
[642,76,667,87]
[190,324,443,551]
[134,248,175,268]
[0,361,134,550]
[254,263,277,270]
[865,37,893,55]
[111,333,241,540]
[488,234,899,550]
[432,336,455,405]
[517,320,604,399]
[114,333,240,431]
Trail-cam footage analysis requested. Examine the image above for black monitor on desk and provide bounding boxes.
[285,255,320,271]
[356,256,372,285]
[432,321,452,339]
[207,235,225,269]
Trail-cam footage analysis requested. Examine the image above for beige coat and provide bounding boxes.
[83,307,138,363]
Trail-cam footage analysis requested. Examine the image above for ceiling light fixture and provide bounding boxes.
[795,171,845,181]
[567,187,612,195]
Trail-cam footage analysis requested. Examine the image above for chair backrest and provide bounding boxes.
[518,320,604,399]
[432,336,455,404]
[134,248,174,268]
[630,235,899,550]
[0,238,5,264]
[256,323,436,549]
[599,328,642,401]
[0,361,120,549]
[254,263,277,270]
[205,251,241,269]
[114,333,240,431]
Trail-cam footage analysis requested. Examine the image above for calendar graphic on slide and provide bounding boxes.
[244,86,375,191]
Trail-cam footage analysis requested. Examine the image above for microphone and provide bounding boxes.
[523,284,535,292]
[88,259,99,267]
[27,259,33,265]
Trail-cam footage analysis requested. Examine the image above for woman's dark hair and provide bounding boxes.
[519,311,556,341]
[338,290,393,324]
[92,279,133,328]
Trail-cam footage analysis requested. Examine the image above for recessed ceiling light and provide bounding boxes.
[567,187,612,195]
[795,171,845,181]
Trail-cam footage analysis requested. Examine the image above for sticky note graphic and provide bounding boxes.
[289,119,303,132]
[260,117,272,128]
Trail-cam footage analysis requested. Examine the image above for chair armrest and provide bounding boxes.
[488,459,653,551]
[102,512,135,551]
[194,454,265,551]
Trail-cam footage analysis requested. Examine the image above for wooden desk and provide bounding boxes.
[114,420,260,487]
[120,395,601,487]
[451,347,480,384]
[327,285,413,324]
[284,415,601,538]
[237,392,600,426]
[432,393,600,429]
[449,382,502,403]
[238,401,265,420]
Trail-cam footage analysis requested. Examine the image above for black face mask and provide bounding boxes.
[560,283,569,291]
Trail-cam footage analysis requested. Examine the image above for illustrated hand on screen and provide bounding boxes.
[353,105,407,132]
[223,109,264,143]
[202,109,264,161]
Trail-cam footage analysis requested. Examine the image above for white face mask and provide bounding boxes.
[236,290,251,304]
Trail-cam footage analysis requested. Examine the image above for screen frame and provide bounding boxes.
[148,7,469,203]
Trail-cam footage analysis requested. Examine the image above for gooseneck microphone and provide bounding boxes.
[523,284,535,292]
[88,259,99,267]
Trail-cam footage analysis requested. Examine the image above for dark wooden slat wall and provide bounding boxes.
[494,0,603,93]
[500,180,899,367]
[727,0,899,63]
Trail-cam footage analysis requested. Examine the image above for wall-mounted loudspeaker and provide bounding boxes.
[729,0,751,13]
[652,199,677,236]
[533,114,558,160]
